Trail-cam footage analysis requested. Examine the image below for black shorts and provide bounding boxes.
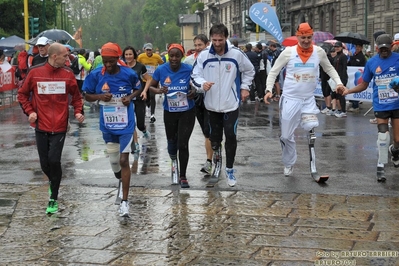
[374,109,399,119]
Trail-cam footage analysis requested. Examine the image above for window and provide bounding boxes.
[386,0,393,10]
[385,17,393,37]
[319,10,325,31]
[350,0,357,16]
[368,0,375,13]
[366,20,374,47]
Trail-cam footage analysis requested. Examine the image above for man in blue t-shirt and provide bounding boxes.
[339,34,399,182]
[83,42,141,217]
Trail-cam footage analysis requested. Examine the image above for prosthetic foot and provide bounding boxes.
[308,130,329,183]
[377,165,386,182]
[207,146,222,187]
[115,179,123,205]
[171,159,179,185]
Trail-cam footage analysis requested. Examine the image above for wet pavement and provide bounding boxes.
[1,98,399,265]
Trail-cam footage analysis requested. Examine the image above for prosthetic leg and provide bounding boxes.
[308,129,329,183]
[207,145,222,187]
[377,125,390,182]
[171,159,179,185]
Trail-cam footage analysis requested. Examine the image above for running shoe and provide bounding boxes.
[320,107,329,114]
[334,111,347,118]
[143,130,151,140]
[284,166,293,176]
[46,199,58,214]
[180,178,190,188]
[225,168,236,187]
[389,145,399,168]
[326,109,335,116]
[150,115,156,123]
[200,160,212,174]
[377,166,386,182]
[119,201,130,217]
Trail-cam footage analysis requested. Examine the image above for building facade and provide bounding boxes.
[190,0,398,47]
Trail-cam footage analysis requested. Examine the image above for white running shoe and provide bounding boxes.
[119,201,130,217]
[334,111,347,118]
[200,160,212,174]
[225,168,236,187]
[284,166,293,176]
[320,107,329,114]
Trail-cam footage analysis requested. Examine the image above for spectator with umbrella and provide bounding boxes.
[31,37,51,67]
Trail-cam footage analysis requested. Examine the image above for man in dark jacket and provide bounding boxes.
[332,41,348,117]
[245,43,261,102]
[348,44,367,112]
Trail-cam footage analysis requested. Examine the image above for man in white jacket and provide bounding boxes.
[191,23,255,187]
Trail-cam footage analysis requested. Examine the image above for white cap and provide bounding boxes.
[36,37,50,46]
[261,43,266,47]
[394,33,399,41]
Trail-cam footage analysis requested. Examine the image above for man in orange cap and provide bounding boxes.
[82,42,141,218]
[264,22,346,182]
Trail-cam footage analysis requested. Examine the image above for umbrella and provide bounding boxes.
[37,29,74,42]
[334,32,370,45]
[323,40,349,55]
[312,31,334,44]
[0,35,25,49]
[282,36,298,47]
[281,36,315,47]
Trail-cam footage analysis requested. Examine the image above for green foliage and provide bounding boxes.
[0,0,186,52]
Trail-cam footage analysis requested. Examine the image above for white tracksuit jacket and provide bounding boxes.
[191,43,255,113]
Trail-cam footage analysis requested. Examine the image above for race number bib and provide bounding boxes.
[167,91,188,112]
[103,106,128,129]
[37,82,66,94]
[146,65,156,76]
[376,78,398,103]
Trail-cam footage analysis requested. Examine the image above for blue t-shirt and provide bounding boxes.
[83,66,141,135]
[152,63,195,112]
[362,52,399,111]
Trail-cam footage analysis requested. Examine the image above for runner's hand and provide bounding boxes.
[390,77,399,93]
[187,88,197,99]
[263,91,273,104]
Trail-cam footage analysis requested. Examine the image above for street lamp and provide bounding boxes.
[61,0,66,30]
[195,10,202,35]
[180,16,184,49]
[53,0,57,28]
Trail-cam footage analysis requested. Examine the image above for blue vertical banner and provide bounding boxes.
[249,3,283,43]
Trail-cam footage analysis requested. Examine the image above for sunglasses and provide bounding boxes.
[37,45,46,48]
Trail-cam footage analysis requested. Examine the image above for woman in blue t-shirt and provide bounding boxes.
[149,44,196,188]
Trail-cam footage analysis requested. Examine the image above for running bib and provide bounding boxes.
[167,91,188,112]
[103,106,128,129]
[146,65,156,76]
[37,82,66,94]
[376,78,398,103]
[293,72,316,83]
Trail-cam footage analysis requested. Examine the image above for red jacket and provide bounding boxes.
[18,62,83,133]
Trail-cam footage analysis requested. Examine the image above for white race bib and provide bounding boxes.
[166,91,189,112]
[103,106,128,129]
[37,82,66,94]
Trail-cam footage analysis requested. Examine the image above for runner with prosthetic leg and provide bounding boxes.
[339,34,399,182]
[264,22,345,182]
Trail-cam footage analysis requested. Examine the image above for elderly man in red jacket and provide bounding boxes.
[18,42,84,215]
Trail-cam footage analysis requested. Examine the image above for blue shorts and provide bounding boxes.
[102,132,133,153]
